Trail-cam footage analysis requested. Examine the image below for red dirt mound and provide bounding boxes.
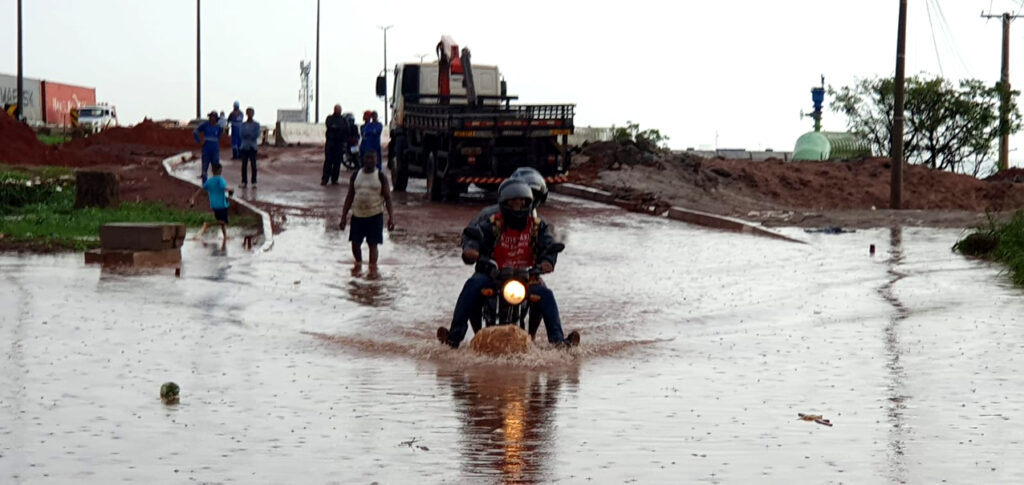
[63,119,226,150]
[573,141,1024,214]
[0,112,51,165]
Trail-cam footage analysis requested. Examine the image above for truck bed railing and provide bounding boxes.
[403,103,575,132]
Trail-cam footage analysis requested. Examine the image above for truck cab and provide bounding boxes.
[77,104,118,133]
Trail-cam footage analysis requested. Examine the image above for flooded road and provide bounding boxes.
[3,160,1024,483]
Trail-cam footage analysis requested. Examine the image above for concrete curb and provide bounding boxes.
[552,183,805,244]
[161,152,275,253]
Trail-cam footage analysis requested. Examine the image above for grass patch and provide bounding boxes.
[37,133,71,146]
[0,167,256,251]
[954,211,1024,286]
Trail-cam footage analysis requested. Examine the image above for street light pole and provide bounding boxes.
[315,0,320,122]
[196,0,201,120]
[16,0,23,121]
[379,25,393,126]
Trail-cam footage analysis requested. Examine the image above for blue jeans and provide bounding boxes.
[201,143,220,183]
[446,272,566,348]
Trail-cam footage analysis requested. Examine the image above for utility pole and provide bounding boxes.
[891,0,907,210]
[315,0,320,122]
[16,0,23,121]
[981,11,1023,171]
[379,25,393,126]
[196,0,201,120]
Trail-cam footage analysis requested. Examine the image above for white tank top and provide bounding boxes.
[352,169,384,218]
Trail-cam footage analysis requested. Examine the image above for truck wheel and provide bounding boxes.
[392,153,409,192]
[426,152,444,202]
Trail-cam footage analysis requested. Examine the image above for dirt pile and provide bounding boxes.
[572,141,1024,215]
[63,119,216,151]
[0,112,51,165]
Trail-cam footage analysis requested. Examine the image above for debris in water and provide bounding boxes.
[160,382,180,404]
[797,413,832,427]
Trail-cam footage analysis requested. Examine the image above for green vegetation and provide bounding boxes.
[830,74,1021,176]
[611,121,670,153]
[954,212,1024,286]
[36,133,71,145]
[0,166,254,251]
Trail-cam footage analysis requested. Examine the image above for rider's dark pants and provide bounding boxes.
[446,272,566,348]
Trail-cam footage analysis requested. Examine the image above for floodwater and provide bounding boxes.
[4,181,1024,483]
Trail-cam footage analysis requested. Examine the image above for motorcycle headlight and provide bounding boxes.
[502,280,526,305]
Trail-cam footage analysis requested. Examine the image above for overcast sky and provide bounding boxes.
[4,0,1024,155]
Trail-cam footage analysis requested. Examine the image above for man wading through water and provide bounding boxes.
[339,152,396,266]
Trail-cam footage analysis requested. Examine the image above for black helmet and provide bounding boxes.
[497,180,533,230]
[510,167,548,207]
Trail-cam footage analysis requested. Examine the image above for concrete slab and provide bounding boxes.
[667,206,804,243]
[99,223,185,251]
[84,247,182,267]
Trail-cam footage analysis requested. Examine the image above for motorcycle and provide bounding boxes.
[341,144,360,170]
[464,226,565,335]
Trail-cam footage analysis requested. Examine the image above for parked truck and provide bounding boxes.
[75,103,118,133]
[379,37,574,201]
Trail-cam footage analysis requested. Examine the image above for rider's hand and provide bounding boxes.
[339,220,346,231]
[386,217,395,231]
[462,248,479,264]
[540,262,554,274]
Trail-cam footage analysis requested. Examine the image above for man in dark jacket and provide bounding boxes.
[323,104,352,185]
[437,181,579,349]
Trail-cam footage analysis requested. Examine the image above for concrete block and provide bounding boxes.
[84,247,182,267]
[667,207,804,243]
[99,223,186,251]
[550,183,616,204]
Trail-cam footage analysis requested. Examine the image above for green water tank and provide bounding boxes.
[793,131,872,161]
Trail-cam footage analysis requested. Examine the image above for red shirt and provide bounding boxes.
[492,216,534,270]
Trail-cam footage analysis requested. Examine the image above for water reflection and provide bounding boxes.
[438,366,579,483]
[346,264,397,307]
[880,226,909,482]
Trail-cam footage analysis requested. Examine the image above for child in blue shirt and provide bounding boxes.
[189,164,233,241]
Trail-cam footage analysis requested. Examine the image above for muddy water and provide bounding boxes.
[3,196,1024,483]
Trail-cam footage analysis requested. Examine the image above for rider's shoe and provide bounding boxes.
[565,330,580,347]
[436,327,450,345]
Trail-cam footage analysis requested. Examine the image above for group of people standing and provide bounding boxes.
[193,101,261,186]
[190,102,260,244]
[322,105,383,186]
[190,102,393,268]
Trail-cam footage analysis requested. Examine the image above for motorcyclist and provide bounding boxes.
[465,167,551,338]
[438,180,579,348]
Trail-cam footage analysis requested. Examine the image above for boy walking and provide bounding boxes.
[339,152,395,265]
[189,164,234,241]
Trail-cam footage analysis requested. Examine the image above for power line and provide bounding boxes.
[932,0,970,78]
[925,0,945,76]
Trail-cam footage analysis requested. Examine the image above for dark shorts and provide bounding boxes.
[213,208,229,223]
[349,213,383,245]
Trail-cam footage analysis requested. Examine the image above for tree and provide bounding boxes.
[611,121,670,153]
[829,75,1020,175]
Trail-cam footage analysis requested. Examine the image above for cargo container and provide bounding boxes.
[0,73,43,123]
[40,80,96,126]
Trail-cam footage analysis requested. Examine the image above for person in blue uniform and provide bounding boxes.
[193,111,224,183]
